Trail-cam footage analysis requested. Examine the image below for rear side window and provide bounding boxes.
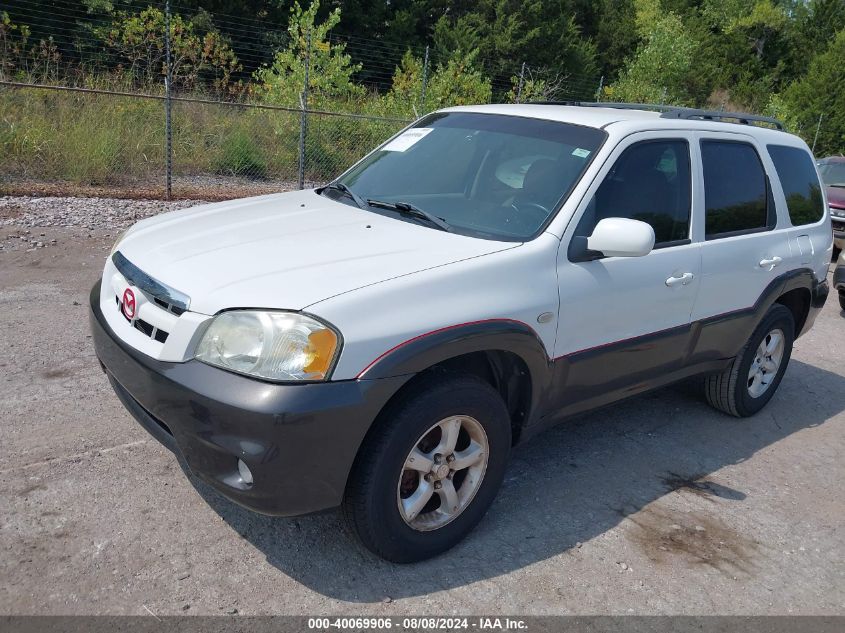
[701,141,772,239]
[767,145,825,226]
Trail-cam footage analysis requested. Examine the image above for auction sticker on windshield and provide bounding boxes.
[382,128,433,152]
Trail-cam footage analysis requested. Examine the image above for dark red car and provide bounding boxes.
[818,156,845,249]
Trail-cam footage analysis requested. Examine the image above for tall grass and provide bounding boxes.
[0,86,407,193]
[1,87,163,185]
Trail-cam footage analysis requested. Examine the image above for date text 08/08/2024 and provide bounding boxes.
[307,617,528,630]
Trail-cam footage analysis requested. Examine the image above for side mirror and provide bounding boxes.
[587,217,655,258]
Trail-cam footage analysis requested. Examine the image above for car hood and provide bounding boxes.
[826,185,845,209]
[116,190,516,315]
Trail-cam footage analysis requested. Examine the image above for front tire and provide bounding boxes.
[838,290,845,312]
[343,373,511,563]
[704,303,795,417]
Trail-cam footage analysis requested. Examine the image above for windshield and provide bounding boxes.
[331,111,607,240]
[818,161,845,187]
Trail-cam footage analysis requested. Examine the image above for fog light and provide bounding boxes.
[237,459,253,485]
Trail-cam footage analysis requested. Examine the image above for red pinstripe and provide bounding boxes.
[355,318,539,378]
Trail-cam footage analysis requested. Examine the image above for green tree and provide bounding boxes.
[608,12,697,105]
[784,0,845,77]
[98,7,241,93]
[384,49,492,117]
[724,0,788,60]
[0,11,30,81]
[775,28,845,156]
[426,51,493,109]
[506,65,576,103]
[253,1,363,108]
[633,0,663,37]
[429,0,598,98]
[692,0,793,108]
[591,0,640,80]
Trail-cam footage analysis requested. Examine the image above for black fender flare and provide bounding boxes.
[356,319,554,421]
[745,267,824,336]
[693,267,824,362]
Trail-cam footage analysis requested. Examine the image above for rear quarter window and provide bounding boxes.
[767,145,825,226]
[701,140,773,239]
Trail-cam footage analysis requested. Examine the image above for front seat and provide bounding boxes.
[514,158,564,211]
[595,145,674,224]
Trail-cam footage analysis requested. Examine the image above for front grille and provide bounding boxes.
[115,295,171,344]
[109,253,189,347]
[112,251,190,312]
[153,297,186,316]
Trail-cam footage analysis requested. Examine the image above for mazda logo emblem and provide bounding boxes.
[122,288,136,320]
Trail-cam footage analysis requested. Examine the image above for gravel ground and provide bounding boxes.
[0,197,843,616]
[0,195,204,231]
[0,196,204,255]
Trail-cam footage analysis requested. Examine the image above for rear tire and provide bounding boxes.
[704,304,794,417]
[343,372,511,563]
[838,291,845,312]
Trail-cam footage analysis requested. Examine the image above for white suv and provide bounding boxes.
[90,103,832,562]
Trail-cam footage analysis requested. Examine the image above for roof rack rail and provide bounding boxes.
[528,101,676,112]
[658,107,783,130]
[524,101,784,130]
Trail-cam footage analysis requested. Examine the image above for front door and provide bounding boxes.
[553,133,702,416]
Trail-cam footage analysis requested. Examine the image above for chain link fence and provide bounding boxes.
[0,0,603,201]
[1,84,167,198]
[0,82,410,200]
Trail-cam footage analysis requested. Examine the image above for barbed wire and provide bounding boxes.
[1,0,601,99]
[0,1,603,201]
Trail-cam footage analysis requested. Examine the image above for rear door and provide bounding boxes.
[766,143,832,283]
[689,132,791,343]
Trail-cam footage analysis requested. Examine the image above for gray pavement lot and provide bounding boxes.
[0,221,843,616]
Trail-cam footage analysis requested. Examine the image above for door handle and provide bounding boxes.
[665,272,694,287]
[759,256,782,269]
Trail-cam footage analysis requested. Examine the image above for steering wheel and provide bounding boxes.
[510,200,551,226]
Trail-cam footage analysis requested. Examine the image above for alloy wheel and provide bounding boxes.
[747,328,785,398]
[397,415,489,531]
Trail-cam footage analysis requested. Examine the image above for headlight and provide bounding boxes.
[831,207,845,218]
[194,310,340,381]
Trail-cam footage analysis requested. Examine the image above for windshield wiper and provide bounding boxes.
[366,199,452,232]
[322,181,367,209]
